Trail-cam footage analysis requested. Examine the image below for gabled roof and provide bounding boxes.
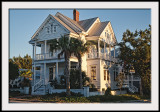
[30,11,117,44]
[55,12,85,33]
[51,15,77,34]
[87,21,109,36]
[77,17,98,32]
[30,14,78,40]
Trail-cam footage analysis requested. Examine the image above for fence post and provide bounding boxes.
[83,86,89,97]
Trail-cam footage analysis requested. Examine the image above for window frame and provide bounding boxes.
[104,70,107,80]
[90,65,97,80]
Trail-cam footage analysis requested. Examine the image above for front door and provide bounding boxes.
[49,66,56,81]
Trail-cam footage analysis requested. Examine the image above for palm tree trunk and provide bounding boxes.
[65,54,71,96]
[78,57,83,89]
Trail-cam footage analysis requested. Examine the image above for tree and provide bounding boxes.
[116,72,126,94]
[70,69,90,89]
[19,69,33,80]
[118,25,151,96]
[9,59,19,80]
[49,35,73,96]
[70,38,89,89]
[12,54,32,69]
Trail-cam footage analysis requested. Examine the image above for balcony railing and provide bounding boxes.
[86,52,118,62]
[35,52,76,60]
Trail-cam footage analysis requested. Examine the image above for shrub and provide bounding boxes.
[89,84,98,92]
[105,87,112,96]
[70,69,90,89]
[19,77,31,88]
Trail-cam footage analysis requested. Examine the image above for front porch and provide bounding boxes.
[122,75,141,93]
[31,61,78,95]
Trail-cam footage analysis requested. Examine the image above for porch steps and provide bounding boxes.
[31,85,46,95]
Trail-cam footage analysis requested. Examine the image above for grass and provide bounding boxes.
[9,92,150,103]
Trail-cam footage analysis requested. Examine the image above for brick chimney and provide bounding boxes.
[73,9,79,21]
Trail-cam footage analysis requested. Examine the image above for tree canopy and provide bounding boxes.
[118,25,151,95]
[12,54,32,69]
[9,54,32,80]
[9,59,19,80]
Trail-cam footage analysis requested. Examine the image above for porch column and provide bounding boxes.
[44,63,46,85]
[32,45,34,60]
[131,73,133,86]
[32,45,34,86]
[56,62,59,80]
[34,42,37,60]
[44,40,47,59]
[34,63,36,85]
[109,44,111,66]
[98,39,100,58]
[104,42,106,59]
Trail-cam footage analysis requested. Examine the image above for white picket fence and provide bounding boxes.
[49,87,106,97]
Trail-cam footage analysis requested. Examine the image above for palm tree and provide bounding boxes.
[49,35,72,96]
[70,38,89,89]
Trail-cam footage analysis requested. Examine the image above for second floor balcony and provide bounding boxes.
[86,52,118,63]
[35,52,76,60]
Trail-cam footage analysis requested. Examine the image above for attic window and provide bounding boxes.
[105,32,107,37]
[51,24,53,33]
[46,27,50,34]
[53,26,56,33]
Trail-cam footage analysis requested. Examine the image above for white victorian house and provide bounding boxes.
[29,10,141,95]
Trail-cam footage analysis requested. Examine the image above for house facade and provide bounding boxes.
[29,10,141,95]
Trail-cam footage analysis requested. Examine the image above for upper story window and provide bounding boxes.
[46,27,50,34]
[71,66,77,70]
[53,26,56,33]
[51,24,53,33]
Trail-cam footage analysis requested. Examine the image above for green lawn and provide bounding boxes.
[9,91,150,103]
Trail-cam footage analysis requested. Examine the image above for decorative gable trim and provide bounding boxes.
[86,17,100,34]
[31,14,75,40]
[99,22,117,45]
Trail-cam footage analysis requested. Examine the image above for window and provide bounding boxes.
[107,70,109,81]
[53,26,56,32]
[71,66,77,70]
[49,66,55,81]
[104,70,106,80]
[51,24,53,33]
[46,27,50,34]
[105,32,107,37]
[49,67,53,81]
[91,66,96,80]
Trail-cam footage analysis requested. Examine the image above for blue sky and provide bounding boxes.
[9,9,151,58]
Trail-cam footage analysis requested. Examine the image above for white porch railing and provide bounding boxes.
[33,79,44,92]
[35,53,64,60]
[35,52,77,60]
[86,52,118,62]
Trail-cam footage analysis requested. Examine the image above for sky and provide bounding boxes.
[9,9,151,58]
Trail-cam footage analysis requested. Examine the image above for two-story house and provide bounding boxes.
[29,9,140,95]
